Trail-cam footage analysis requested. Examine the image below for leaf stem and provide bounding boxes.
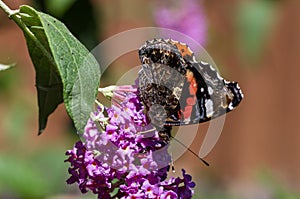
[0,1,25,32]
[0,3,46,58]
[0,0,18,17]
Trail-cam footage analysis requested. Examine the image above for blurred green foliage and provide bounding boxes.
[3,100,31,141]
[0,148,69,198]
[34,0,101,50]
[258,169,300,199]
[34,0,75,18]
[0,65,18,95]
[236,0,277,65]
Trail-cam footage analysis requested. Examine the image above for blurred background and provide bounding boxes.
[1,0,300,198]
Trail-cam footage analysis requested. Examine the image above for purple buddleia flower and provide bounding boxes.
[65,85,196,198]
[154,0,207,46]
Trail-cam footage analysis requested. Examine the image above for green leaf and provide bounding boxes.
[0,63,14,71]
[18,6,63,135]
[17,5,100,134]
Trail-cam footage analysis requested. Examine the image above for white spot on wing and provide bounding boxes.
[209,64,216,71]
[173,87,181,99]
[228,103,234,110]
[201,61,209,65]
[205,99,214,118]
[208,87,214,95]
[217,72,223,80]
[240,91,244,98]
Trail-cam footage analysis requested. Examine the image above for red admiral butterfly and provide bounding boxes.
[138,38,243,130]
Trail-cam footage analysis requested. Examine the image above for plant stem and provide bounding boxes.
[0,1,33,42]
[0,0,18,17]
[0,1,47,66]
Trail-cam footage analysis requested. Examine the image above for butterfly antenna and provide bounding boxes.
[171,135,209,166]
[169,151,176,172]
